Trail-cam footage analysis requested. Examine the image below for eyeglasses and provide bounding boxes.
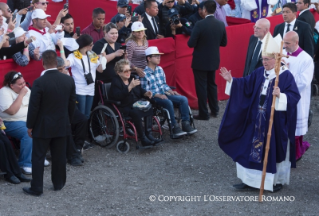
[37,2,49,5]
[151,54,161,58]
[167,1,174,3]
[11,72,22,83]
[121,69,131,73]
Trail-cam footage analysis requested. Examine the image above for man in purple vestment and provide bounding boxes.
[214,0,228,26]
[218,33,300,192]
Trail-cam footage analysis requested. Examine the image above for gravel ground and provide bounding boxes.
[0,96,318,216]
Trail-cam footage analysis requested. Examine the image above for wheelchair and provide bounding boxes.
[89,81,163,153]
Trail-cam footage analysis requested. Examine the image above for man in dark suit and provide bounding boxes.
[243,18,270,77]
[296,0,315,32]
[142,0,164,40]
[187,0,227,120]
[23,50,76,196]
[273,3,313,57]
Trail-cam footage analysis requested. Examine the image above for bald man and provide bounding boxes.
[243,18,270,77]
[282,31,313,161]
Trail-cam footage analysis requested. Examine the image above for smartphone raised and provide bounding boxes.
[76,26,81,36]
[127,5,132,15]
[63,3,69,10]
[131,16,139,23]
[120,45,126,51]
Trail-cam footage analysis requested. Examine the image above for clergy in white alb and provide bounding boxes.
[218,32,300,192]
[282,31,313,161]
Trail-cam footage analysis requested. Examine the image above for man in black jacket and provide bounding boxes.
[273,3,313,57]
[296,0,315,32]
[187,0,227,120]
[23,50,76,196]
[243,18,270,77]
[142,0,164,40]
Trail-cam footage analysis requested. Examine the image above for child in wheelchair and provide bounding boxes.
[141,47,197,138]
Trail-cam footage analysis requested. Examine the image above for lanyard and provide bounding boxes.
[80,52,91,74]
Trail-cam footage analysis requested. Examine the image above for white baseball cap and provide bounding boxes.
[31,9,51,20]
[131,21,147,32]
[145,46,164,56]
[13,27,26,38]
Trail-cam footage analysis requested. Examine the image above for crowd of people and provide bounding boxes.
[0,0,317,198]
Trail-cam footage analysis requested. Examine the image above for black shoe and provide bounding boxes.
[210,112,219,118]
[193,115,210,120]
[17,174,31,182]
[83,141,94,150]
[146,133,161,144]
[272,184,283,192]
[68,157,83,166]
[141,136,154,147]
[182,121,197,135]
[23,187,42,196]
[233,183,254,190]
[5,175,20,184]
[172,124,187,138]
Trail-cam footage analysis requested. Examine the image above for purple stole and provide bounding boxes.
[250,0,269,23]
[287,47,303,57]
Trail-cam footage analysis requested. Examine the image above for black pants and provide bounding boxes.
[31,137,67,193]
[193,69,219,117]
[0,132,21,178]
[71,108,88,150]
[123,107,153,138]
[315,61,319,84]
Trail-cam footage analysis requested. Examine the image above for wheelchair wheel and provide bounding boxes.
[116,140,130,153]
[90,105,119,148]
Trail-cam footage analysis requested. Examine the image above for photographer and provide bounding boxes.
[158,0,193,35]
[111,0,129,23]
[164,8,192,37]
[115,13,132,44]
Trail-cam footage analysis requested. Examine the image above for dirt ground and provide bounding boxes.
[0,96,318,216]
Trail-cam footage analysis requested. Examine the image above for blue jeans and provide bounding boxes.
[3,121,32,168]
[153,95,190,125]
[76,95,94,119]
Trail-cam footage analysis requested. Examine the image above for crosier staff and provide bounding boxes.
[259,40,289,202]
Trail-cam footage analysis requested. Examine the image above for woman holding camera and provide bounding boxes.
[126,21,148,78]
[110,59,158,147]
[59,34,107,118]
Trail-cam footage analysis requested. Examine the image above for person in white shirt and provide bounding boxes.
[282,31,313,161]
[26,9,64,57]
[58,34,107,118]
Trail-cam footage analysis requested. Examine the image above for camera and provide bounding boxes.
[170,15,180,25]
[84,73,94,85]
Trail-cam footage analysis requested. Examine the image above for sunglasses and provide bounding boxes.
[11,72,22,83]
[37,2,49,5]
[122,69,131,73]
[167,1,174,3]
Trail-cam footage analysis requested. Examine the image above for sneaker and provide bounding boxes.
[172,124,187,137]
[21,167,32,175]
[182,121,197,135]
[44,159,50,167]
[94,135,106,142]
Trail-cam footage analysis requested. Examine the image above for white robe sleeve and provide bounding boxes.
[50,31,65,45]
[275,93,287,111]
[293,57,314,93]
[225,78,233,96]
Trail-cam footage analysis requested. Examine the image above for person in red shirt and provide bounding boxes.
[81,8,105,44]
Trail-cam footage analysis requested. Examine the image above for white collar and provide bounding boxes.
[299,8,309,16]
[264,67,287,80]
[41,68,57,76]
[285,18,296,27]
[205,14,214,18]
[145,12,153,21]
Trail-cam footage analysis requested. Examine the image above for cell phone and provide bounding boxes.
[120,45,126,51]
[63,3,69,10]
[9,38,16,46]
[131,16,139,23]
[127,5,132,15]
[8,32,15,39]
[76,26,80,36]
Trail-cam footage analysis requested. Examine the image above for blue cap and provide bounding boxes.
[168,8,179,17]
[115,14,126,23]
[117,0,128,8]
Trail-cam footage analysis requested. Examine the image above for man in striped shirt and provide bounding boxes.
[141,46,197,138]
